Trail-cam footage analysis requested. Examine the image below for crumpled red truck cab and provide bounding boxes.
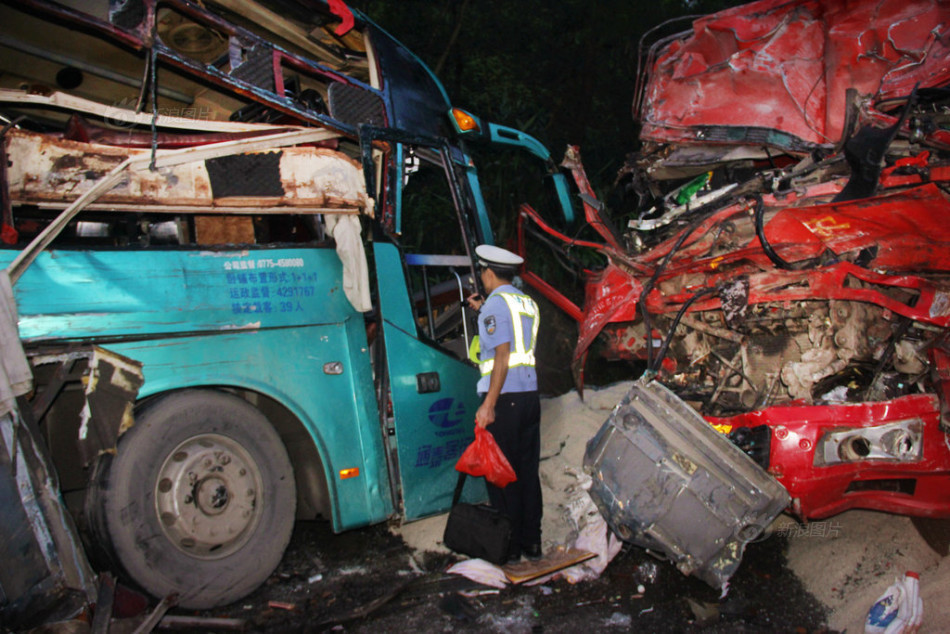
[516,0,950,523]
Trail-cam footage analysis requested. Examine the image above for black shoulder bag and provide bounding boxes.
[442,472,512,565]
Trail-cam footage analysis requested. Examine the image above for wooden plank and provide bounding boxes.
[502,548,597,585]
[194,216,255,245]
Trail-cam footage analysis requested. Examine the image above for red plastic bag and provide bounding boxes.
[455,426,517,488]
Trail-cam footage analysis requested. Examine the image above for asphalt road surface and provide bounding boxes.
[155,519,829,633]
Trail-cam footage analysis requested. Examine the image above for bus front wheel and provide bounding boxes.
[87,389,296,609]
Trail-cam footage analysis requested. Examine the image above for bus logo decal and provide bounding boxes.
[427,398,465,429]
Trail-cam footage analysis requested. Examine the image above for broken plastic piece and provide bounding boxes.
[865,571,923,634]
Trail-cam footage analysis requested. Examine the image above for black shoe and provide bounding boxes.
[523,543,542,561]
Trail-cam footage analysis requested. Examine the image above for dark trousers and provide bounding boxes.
[485,391,542,554]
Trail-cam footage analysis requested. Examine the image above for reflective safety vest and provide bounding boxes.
[473,291,539,377]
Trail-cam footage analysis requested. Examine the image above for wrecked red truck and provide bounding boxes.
[515,0,950,587]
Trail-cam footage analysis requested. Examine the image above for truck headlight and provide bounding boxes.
[815,418,923,465]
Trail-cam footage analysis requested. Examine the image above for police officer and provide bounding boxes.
[467,244,542,563]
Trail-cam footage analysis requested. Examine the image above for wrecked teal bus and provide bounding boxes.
[0,0,572,608]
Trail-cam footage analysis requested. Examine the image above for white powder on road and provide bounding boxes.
[393,382,632,554]
[394,381,950,632]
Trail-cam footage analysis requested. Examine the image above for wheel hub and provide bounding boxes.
[195,477,230,515]
[155,433,264,559]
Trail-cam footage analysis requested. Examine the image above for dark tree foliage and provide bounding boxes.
[349,0,747,205]
[346,0,749,391]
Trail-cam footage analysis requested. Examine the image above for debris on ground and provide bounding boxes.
[865,571,923,634]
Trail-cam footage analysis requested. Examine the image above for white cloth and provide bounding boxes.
[0,270,32,417]
[446,558,509,589]
[325,214,372,313]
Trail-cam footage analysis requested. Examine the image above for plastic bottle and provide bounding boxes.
[865,571,923,634]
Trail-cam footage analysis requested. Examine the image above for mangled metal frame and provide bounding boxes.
[4,124,349,281]
[0,273,99,629]
[10,0,373,131]
[0,111,360,617]
[584,378,790,590]
[514,0,950,588]
[0,0,387,621]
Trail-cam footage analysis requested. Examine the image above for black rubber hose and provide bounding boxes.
[640,216,707,371]
[753,194,795,270]
[650,287,718,373]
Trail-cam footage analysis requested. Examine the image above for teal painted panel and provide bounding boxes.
[0,246,392,532]
[106,321,392,532]
[373,242,484,520]
[0,247,354,341]
[382,324,484,517]
[373,242,416,333]
[465,167,494,245]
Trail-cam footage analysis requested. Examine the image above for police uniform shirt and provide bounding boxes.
[476,283,538,395]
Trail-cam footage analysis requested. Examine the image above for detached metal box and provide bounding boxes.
[583,379,790,589]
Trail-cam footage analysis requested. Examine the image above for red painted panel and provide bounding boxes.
[640,0,950,149]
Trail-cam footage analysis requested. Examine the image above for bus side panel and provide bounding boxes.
[0,247,393,532]
[373,242,483,520]
[0,248,354,340]
[106,324,392,532]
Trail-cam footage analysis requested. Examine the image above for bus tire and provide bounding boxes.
[89,389,296,609]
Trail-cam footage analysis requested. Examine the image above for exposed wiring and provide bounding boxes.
[650,287,717,374]
[149,32,158,171]
[639,215,707,371]
[524,224,600,280]
[753,194,795,270]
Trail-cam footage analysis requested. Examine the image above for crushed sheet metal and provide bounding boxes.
[583,379,790,590]
[639,0,950,150]
[6,128,344,283]
[6,129,370,213]
[77,347,144,465]
[1,408,97,628]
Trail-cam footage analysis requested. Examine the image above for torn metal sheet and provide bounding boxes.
[637,0,950,151]
[0,407,97,629]
[5,128,369,214]
[583,379,790,590]
[0,270,31,416]
[0,276,95,629]
[515,0,950,523]
[77,347,144,466]
[5,126,354,285]
[1,290,96,628]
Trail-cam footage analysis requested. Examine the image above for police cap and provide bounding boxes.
[475,244,523,275]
